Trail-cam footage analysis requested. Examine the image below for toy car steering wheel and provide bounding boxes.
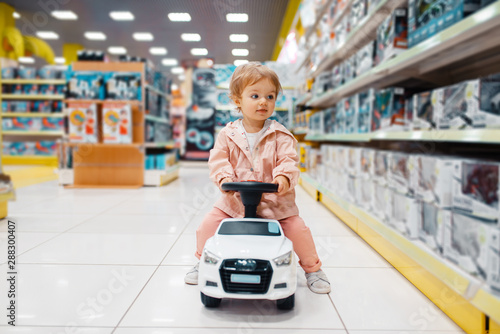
[221,181,278,218]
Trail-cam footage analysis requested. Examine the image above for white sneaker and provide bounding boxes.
[184,263,199,285]
[305,269,331,294]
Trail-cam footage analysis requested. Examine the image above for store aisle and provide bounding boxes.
[0,163,465,333]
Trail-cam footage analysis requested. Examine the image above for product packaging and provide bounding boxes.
[347,147,362,176]
[371,88,406,131]
[371,150,389,185]
[34,141,58,155]
[355,176,373,211]
[443,211,492,279]
[415,155,454,208]
[404,95,414,130]
[1,67,16,79]
[67,70,105,99]
[105,72,142,100]
[419,202,449,254]
[439,80,477,129]
[473,73,500,128]
[67,102,98,143]
[41,117,64,132]
[18,67,36,79]
[387,190,420,239]
[487,228,500,291]
[387,152,414,196]
[372,181,389,221]
[103,102,132,144]
[3,141,35,156]
[376,8,408,64]
[452,159,499,222]
[413,88,442,130]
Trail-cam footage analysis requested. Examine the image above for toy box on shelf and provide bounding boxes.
[414,155,455,208]
[102,102,133,144]
[419,201,449,254]
[371,88,406,131]
[413,88,442,130]
[386,189,420,239]
[376,8,407,65]
[67,102,98,143]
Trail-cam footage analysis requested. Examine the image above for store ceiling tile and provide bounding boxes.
[8,0,289,67]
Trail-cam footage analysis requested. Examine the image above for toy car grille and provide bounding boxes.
[219,259,273,294]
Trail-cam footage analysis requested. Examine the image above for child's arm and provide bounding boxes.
[272,133,300,193]
[208,130,236,191]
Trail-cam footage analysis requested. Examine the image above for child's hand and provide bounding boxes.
[273,175,290,195]
[220,177,235,194]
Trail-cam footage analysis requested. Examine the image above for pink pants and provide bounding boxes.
[195,207,322,273]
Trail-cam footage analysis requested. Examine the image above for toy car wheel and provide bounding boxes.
[276,294,294,310]
[200,292,221,308]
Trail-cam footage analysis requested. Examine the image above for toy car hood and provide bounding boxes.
[206,234,292,260]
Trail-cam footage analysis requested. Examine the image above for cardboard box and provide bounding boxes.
[372,88,406,131]
[473,73,500,128]
[376,8,408,64]
[372,181,390,221]
[67,70,105,99]
[415,155,454,208]
[67,102,98,143]
[103,103,132,144]
[371,150,389,185]
[387,190,420,239]
[387,152,413,195]
[419,202,449,254]
[358,90,374,133]
[444,211,492,279]
[413,88,442,130]
[347,147,362,176]
[344,95,358,134]
[439,80,477,129]
[355,177,373,211]
[105,72,142,100]
[405,95,414,130]
[335,103,346,134]
[355,41,375,77]
[487,228,500,291]
[452,159,499,222]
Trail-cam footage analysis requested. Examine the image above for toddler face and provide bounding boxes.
[236,78,277,125]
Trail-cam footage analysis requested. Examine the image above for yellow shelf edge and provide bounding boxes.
[2,155,58,166]
[2,94,65,100]
[1,112,65,118]
[3,131,64,136]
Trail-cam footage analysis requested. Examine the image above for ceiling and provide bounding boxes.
[6,0,290,74]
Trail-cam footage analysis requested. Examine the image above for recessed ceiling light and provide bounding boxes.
[18,57,35,64]
[13,12,20,19]
[150,47,167,55]
[230,34,249,42]
[171,84,179,90]
[51,10,78,20]
[162,58,178,66]
[171,67,184,74]
[168,12,191,22]
[234,59,249,66]
[55,57,66,64]
[108,46,127,55]
[133,32,154,41]
[109,11,134,21]
[178,75,186,81]
[36,31,59,40]
[191,48,208,56]
[232,49,249,56]
[226,13,248,22]
[181,33,201,42]
[84,32,106,40]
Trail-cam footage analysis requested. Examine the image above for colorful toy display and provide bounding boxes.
[102,102,132,144]
[67,102,98,143]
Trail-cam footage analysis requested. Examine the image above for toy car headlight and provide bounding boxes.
[203,249,220,265]
[273,251,292,266]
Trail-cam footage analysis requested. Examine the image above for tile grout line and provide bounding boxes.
[111,206,203,333]
[328,293,350,334]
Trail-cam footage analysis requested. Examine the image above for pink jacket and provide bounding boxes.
[209,120,300,220]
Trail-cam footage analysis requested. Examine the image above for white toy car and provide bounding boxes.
[198,182,297,310]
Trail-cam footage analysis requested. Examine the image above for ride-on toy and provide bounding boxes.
[198,181,297,310]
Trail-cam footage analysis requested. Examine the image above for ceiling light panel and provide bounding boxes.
[226,13,248,22]
[36,31,59,39]
[168,13,191,22]
[84,32,106,40]
[234,60,249,66]
[162,58,178,66]
[191,48,208,56]
[133,32,154,41]
[181,33,201,42]
[13,12,20,19]
[18,57,35,64]
[150,47,167,55]
[171,67,184,74]
[55,57,66,64]
[109,11,134,21]
[108,47,127,55]
[232,49,249,56]
[230,34,249,42]
[51,10,78,20]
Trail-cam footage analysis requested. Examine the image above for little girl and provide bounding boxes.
[185,62,330,294]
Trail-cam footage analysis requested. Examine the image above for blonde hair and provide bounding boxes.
[229,62,282,109]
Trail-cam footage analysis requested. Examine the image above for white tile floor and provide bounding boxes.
[0,163,466,333]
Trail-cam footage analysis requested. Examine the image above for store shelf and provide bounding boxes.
[306,132,372,142]
[308,1,500,108]
[143,141,176,149]
[304,129,500,144]
[64,99,141,105]
[145,85,170,100]
[2,155,58,166]
[303,0,334,42]
[144,164,179,186]
[292,128,308,135]
[299,173,491,332]
[310,0,406,79]
[1,79,66,85]
[1,112,65,118]
[145,114,169,125]
[294,93,312,107]
[2,94,65,100]
[3,131,65,136]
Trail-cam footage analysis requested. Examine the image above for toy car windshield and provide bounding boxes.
[218,221,281,236]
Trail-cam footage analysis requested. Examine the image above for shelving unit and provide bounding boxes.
[307,1,500,108]
[2,94,65,100]
[1,112,65,118]
[62,61,177,188]
[300,173,495,333]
